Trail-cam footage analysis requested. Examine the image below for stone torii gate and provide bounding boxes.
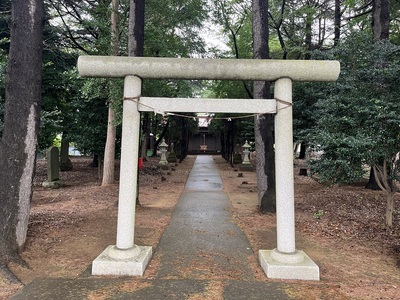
[78,56,340,281]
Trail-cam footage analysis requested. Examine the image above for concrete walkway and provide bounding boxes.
[11,156,290,300]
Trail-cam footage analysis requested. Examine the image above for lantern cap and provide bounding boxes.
[159,139,168,148]
[242,140,251,148]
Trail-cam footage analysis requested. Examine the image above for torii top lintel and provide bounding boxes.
[78,56,340,82]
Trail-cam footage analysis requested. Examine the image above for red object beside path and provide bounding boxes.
[138,158,143,170]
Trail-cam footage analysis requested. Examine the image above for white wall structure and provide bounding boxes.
[78,56,340,279]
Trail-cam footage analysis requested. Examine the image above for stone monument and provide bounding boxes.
[42,146,63,188]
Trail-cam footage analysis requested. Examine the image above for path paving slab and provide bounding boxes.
[12,278,289,300]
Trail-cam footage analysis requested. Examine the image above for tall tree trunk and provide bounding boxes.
[129,0,149,162]
[366,0,390,190]
[386,193,394,228]
[128,0,145,205]
[102,0,119,186]
[60,131,73,171]
[365,167,381,190]
[304,10,313,58]
[373,160,397,228]
[252,0,275,212]
[140,113,150,160]
[102,104,117,185]
[128,0,145,57]
[334,0,341,46]
[372,0,390,41]
[0,0,44,261]
[274,0,288,59]
[179,117,188,163]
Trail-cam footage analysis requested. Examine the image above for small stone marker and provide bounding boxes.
[47,146,59,181]
[42,146,63,188]
[167,142,177,163]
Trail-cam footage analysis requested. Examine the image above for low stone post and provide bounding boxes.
[167,141,177,163]
[42,146,63,188]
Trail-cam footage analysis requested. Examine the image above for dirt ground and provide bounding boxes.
[1,155,399,299]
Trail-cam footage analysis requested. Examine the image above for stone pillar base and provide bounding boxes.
[42,180,64,189]
[239,164,254,171]
[259,249,319,281]
[92,245,152,276]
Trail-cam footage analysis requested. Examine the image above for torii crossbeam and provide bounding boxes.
[78,56,340,280]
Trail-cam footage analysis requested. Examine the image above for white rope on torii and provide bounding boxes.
[77,56,340,280]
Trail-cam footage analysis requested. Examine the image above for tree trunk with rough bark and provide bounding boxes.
[102,104,117,185]
[372,160,397,228]
[128,0,145,57]
[140,113,150,160]
[372,0,390,41]
[334,0,341,46]
[366,0,390,190]
[60,132,73,171]
[102,0,119,186]
[365,167,381,190]
[386,193,394,228]
[0,0,44,262]
[252,0,275,212]
[128,0,145,205]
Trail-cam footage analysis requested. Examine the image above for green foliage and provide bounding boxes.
[0,0,10,54]
[205,80,254,147]
[303,32,400,184]
[144,0,207,57]
[268,0,336,59]
[390,1,400,44]
[39,18,81,149]
[209,0,252,59]
[68,76,114,157]
[42,0,209,156]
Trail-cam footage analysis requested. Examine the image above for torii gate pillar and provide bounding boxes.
[78,56,340,280]
[91,76,152,276]
[258,78,319,280]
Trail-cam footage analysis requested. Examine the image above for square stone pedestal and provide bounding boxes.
[259,249,319,281]
[239,164,254,171]
[92,245,152,276]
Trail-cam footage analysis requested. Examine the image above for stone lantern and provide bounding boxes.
[158,139,169,167]
[240,140,253,170]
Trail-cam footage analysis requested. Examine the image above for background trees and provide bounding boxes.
[303,32,400,227]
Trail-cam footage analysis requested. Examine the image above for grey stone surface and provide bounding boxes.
[42,180,64,189]
[12,278,290,300]
[78,56,340,82]
[46,146,59,182]
[91,245,152,276]
[259,249,320,281]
